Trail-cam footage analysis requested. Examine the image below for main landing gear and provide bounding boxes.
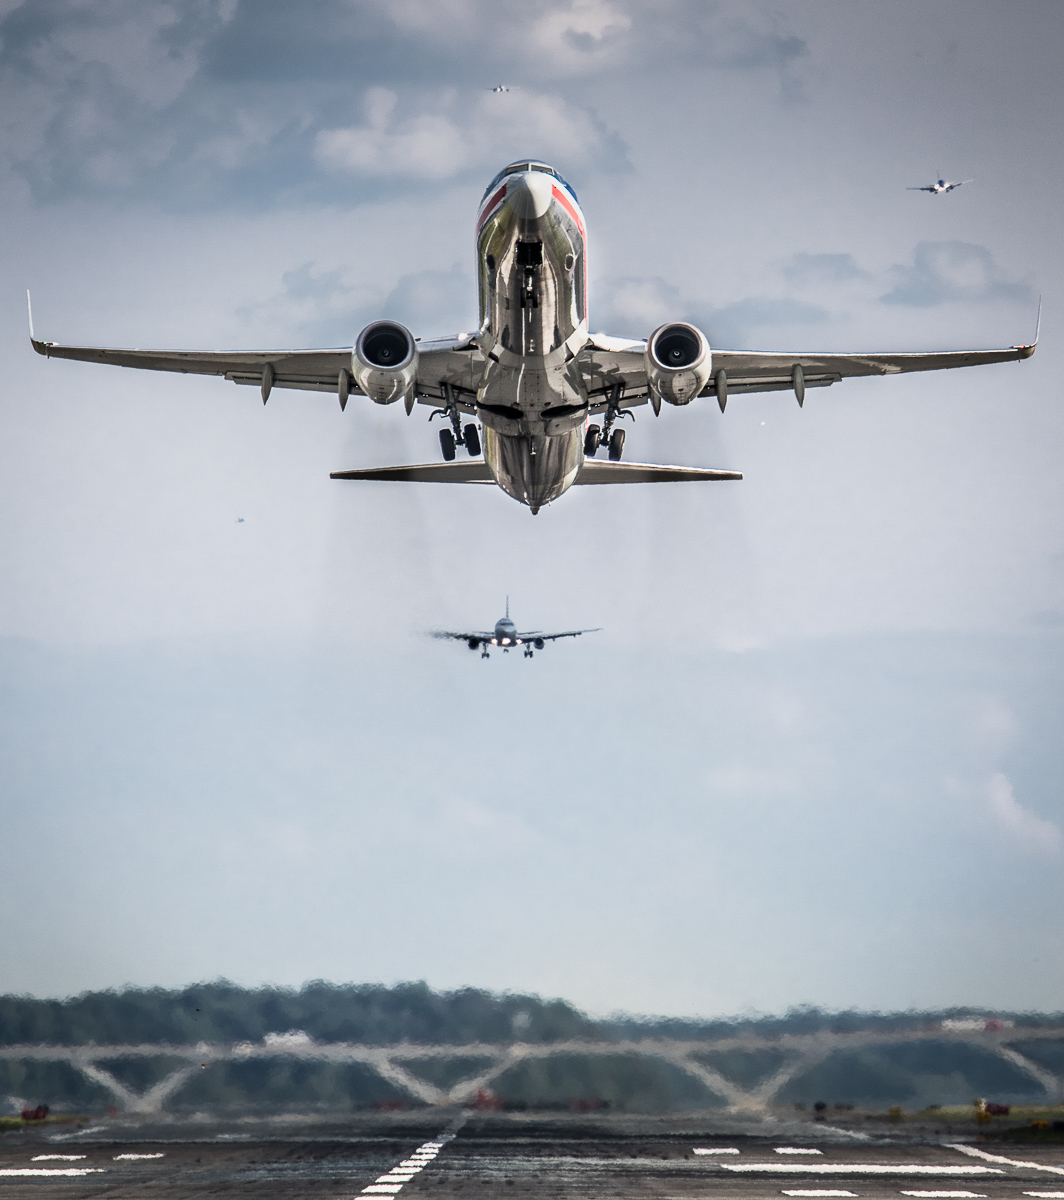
[432,382,481,461]
[584,382,632,461]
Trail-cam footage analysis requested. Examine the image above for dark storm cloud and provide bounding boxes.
[881,242,1034,308]
[0,0,805,208]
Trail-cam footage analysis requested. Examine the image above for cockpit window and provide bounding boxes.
[480,161,578,204]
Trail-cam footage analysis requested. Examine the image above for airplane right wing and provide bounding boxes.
[29,292,487,406]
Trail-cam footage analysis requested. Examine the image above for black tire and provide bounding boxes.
[464,424,481,456]
[584,424,601,456]
[439,428,456,461]
[608,428,625,461]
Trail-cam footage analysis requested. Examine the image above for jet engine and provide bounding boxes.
[533,637,545,650]
[644,322,711,406]
[353,321,418,405]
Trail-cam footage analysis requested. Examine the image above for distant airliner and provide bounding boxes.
[908,176,972,194]
[432,600,599,658]
[30,161,1034,514]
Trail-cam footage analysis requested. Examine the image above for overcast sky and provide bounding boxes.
[1,0,1062,1020]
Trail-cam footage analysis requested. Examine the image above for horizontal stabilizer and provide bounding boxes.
[330,462,495,484]
[575,461,742,484]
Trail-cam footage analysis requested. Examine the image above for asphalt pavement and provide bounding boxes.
[2,1112,1062,1200]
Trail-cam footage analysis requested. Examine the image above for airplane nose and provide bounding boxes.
[507,172,552,220]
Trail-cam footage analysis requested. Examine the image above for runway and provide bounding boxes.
[1,1113,1062,1200]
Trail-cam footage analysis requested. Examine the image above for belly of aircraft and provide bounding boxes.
[482,426,583,512]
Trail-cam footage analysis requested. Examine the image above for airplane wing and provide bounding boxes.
[580,335,1036,405]
[29,305,485,405]
[907,186,936,191]
[527,628,601,642]
[431,630,493,643]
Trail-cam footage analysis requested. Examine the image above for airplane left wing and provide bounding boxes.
[431,630,494,642]
[579,335,1036,406]
[706,342,1036,397]
[532,628,601,641]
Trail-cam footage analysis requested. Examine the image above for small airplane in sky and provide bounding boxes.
[432,600,599,658]
[490,84,510,93]
[908,176,972,194]
[30,161,1034,514]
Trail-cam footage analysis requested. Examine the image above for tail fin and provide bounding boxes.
[506,595,509,619]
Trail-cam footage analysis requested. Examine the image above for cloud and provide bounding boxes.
[984,772,1062,856]
[0,0,804,206]
[881,241,1034,308]
[783,253,867,288]
[315,86,625,182]
[592,275,682,338]
[702,297,829,348]
[704,765,798,798]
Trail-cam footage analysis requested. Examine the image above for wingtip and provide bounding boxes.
[27,289,53,356]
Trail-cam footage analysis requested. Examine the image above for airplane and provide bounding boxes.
[908,176,972,194]
[432,599,599,658]
[29,160,1036,515]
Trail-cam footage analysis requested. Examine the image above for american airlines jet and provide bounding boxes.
[31,160,1036,514]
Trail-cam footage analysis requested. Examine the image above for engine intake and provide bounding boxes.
[644,322,711,406]
[354,320,418,405]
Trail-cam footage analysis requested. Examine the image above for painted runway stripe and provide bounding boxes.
[721,1165,1003,1176]
[1024,1192,1064,1196]
[899,1191,986,1197]
[947,1145,1064,1177]
[357,1116,465,1197]
[114,1152,165,1160]
[782,1190,857,1196]
[694,1148,740,1155]
[0,1168,104,1177]
[777,1148,826,1155]
[31,1155,85,1161]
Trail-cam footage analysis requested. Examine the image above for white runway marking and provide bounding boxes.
[782,1189,857,1196]
[721,1165,1003,1176]
[358,1117,464,1197]
[695,1148,741,1155]
[899,1191,987,1198]
[114,1152,165,1160]
[31,1155,85,1161]
[0,1168,104,1177]
[1024,1192,1064,1196]
[947,1145,1064,1178]
[777,1148,826,1155]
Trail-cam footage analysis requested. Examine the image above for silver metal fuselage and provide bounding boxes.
[475,165,589,511]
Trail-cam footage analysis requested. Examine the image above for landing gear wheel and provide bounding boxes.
[608,428,625,461]
[464,424,481,456]
[584,424,601,456]
[439,428,456,461]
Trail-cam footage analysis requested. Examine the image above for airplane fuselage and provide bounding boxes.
[474,162,590,512]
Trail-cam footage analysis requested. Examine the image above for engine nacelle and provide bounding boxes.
[353,320,418,405]
[533,637,545,650]
[644,322,711,406]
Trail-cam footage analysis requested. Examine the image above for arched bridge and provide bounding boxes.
[3,1024,1062,1115]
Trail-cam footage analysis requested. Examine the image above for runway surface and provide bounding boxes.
[1,1113,1062,1200]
